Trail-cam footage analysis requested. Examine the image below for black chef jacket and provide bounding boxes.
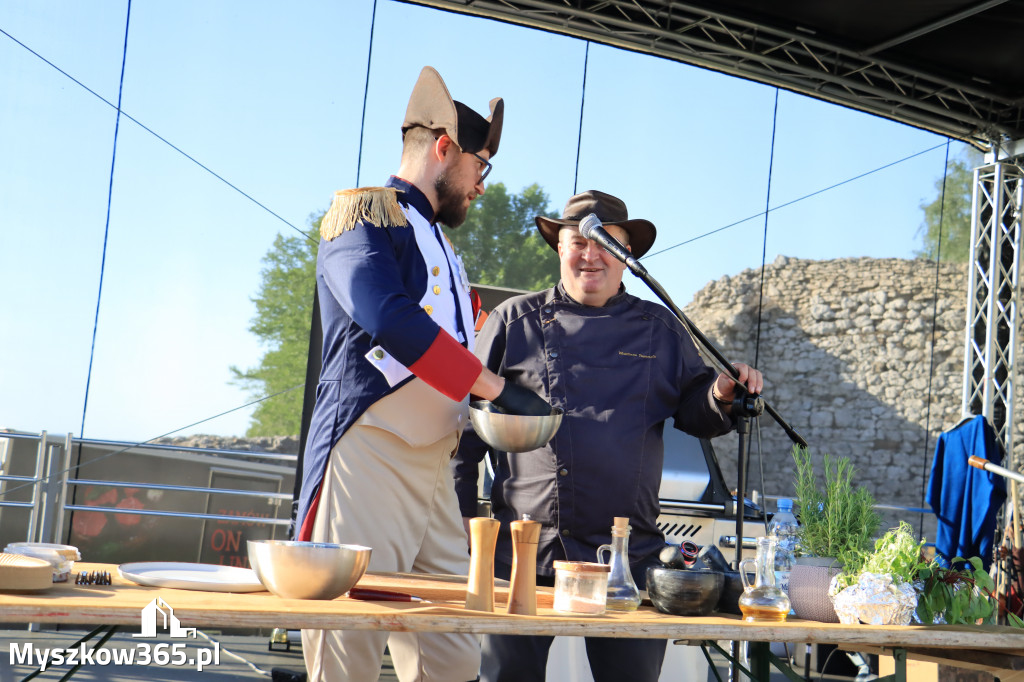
[453,283,734,576]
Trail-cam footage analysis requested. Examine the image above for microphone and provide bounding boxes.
[578,213,649,278]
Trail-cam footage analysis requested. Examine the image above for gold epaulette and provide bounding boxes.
[320,187,409,241]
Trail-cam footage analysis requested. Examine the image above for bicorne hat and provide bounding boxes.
[402,66,503,158]
[535,190,657,258]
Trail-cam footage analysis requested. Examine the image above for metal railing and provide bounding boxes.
[0,430,298,546]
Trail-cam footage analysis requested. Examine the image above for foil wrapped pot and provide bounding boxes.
[829,572,918,625]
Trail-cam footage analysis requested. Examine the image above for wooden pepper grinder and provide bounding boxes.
[466,517,500,612]
[507,515,541,615]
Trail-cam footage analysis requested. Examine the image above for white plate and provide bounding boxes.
[118,562,266,593]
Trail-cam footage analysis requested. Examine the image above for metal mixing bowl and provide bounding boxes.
[469,400,563,453]
[247,540,371,600]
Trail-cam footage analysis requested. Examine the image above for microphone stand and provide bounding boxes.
[621,258,808,568]
[622,260,806,682]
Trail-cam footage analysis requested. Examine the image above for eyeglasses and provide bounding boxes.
[432,133,492,182]
[471,152,492,182]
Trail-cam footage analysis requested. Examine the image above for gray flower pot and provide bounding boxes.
[789,556,843,623]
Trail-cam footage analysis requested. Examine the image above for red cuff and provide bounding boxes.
[297,486,323,542]
[409,330,482,401]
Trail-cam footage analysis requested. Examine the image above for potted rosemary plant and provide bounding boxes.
[788,446,880,622]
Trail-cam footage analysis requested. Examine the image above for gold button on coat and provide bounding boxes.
[431,266,440,276]
[424,305,433,315]
[433,285,441,295]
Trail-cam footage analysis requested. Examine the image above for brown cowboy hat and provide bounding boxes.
[536,190,657,258]
[401,66,504,158]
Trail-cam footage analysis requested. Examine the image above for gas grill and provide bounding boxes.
[658,422,765,561]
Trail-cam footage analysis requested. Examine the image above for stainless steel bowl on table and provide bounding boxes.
[247,540,371,600]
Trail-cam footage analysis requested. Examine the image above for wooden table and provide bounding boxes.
[3,564,1022,680]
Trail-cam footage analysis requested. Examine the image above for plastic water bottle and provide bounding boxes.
[767,498,799,598]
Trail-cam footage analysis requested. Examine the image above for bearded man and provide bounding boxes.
[296,66,551,682]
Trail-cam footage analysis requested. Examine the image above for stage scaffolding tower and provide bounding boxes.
[962,148,1024,584]
[963,155,1024,471]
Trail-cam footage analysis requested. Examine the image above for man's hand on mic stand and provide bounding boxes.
[712,363,763,415]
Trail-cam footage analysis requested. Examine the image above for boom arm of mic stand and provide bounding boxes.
[637,269,808,449]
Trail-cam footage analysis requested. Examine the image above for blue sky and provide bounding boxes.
[0,0,966,442]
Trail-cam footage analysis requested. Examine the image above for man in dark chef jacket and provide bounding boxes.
[453,190,763,682]
[297,66,551,682]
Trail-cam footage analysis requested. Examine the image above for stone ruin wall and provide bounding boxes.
[155,434,299,455]
[683,255,1023,539]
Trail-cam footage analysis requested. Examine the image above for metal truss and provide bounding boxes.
[403,0,1024,150]
[963,160,1024,469]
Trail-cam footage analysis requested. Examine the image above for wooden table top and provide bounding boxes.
[1,563,1021,655]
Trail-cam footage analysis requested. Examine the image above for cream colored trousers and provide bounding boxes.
[301,379,481,682]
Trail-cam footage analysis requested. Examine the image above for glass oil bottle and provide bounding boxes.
[596,516,641,611]
[738,536,791,622]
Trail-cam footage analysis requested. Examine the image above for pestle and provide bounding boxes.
[507,516,541,615]
[466,517,500,612]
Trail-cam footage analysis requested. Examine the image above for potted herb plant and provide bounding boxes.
[829,521,924,624]
[917,556,997,624]
[830,521,998,626]
[788,446,880,622]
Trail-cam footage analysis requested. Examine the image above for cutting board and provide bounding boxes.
[0,552,53,591]
[354,571,555,608]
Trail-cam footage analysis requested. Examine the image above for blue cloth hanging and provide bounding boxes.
[925,415,1007,570]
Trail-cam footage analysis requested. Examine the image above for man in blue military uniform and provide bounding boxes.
[297,66,550,682]
[453,190,763,682]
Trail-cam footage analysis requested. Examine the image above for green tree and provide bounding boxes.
[915,151,982,262]
[236,184,559,436]
[445,182,560,290]
[230,221,320,437]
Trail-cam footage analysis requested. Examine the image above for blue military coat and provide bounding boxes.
[296,177,479,539]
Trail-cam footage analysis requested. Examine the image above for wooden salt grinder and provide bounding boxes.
[507,517,541,615]
[466,517,500,612]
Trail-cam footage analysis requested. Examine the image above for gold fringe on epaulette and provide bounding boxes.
[320,187,408,241]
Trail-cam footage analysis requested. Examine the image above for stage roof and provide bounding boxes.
[403,0,1024,152]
